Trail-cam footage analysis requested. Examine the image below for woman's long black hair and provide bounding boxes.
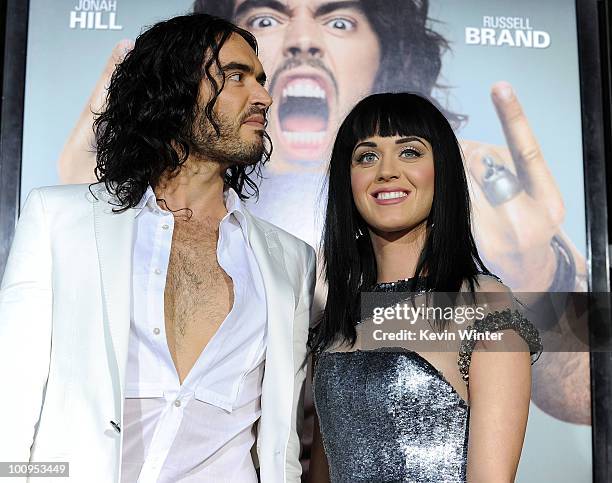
[93,13,270,210]
[312,93,491,353]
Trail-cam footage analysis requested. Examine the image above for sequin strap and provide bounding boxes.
[457,308,543,385]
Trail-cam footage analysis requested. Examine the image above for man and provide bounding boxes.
[0,14,315,482]
[55,1,587,422]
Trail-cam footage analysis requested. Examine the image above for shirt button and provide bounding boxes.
[154,268,161,275]
[153,328,160,335]
[162,224,169,230]
[174,400,181,407]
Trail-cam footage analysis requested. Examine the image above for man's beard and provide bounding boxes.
[189,107,266,166]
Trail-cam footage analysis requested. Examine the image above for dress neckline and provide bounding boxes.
[371,276,429,293]
[317,348,469,408]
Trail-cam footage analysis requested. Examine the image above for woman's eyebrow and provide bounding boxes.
[396,136,428,148]
[353,137,428,150]
[353,141,377,150]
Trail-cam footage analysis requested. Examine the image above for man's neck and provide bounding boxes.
[154,157,228,221]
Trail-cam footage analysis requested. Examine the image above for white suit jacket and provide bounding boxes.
[0,183,315,483]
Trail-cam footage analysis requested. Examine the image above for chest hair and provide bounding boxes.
[164,217,234,376]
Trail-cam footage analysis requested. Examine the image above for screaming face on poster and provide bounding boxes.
[56,0,590,427]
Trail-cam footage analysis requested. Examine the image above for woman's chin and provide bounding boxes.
[368,220,428,239]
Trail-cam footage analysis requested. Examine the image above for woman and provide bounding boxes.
[308,93,542,483]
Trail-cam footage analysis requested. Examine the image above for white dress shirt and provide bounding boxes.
[120,187,267,483]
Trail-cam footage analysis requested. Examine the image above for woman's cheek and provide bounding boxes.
[350,171,372,216]
[407,163,435,188]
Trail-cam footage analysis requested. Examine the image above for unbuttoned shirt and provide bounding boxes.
[120,187,267,483]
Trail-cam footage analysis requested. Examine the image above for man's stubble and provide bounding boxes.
[190,106,267,167]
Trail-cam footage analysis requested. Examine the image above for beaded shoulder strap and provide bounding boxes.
[457,308,542,386]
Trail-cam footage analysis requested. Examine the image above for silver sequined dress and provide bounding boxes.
[312,278,542,483]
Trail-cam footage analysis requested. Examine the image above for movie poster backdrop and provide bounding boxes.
[20,0,591,480]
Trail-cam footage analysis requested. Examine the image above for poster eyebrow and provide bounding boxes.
[314,1,365,17]
[234,0,291,19]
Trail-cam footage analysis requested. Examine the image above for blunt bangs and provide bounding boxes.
[337,92,455,162]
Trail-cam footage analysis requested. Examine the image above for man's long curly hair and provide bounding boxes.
[94,13,269,210]
[192,0,464,127]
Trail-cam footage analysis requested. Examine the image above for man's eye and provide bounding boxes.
[228,73,243,82]
[248,15,280,29]
[324,18,356,31]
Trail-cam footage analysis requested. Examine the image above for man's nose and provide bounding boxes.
[282,15,323,59]
[251,82,273,109]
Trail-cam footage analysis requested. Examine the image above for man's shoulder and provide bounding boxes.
[26,183,112,219]
[31,182,99,203]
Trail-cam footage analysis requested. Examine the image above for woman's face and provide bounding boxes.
[350,134,435,235]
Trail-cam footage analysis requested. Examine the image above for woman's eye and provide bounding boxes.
[324,18,355,31]
[248,16,280,29]
[356,152,377,164]
[400,147,422,158]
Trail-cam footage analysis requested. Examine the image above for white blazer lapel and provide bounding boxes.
[91,186,135,393]
[246,215,296,430]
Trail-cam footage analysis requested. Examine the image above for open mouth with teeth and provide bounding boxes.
[274,77,331,159]
[376,191,407,200]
